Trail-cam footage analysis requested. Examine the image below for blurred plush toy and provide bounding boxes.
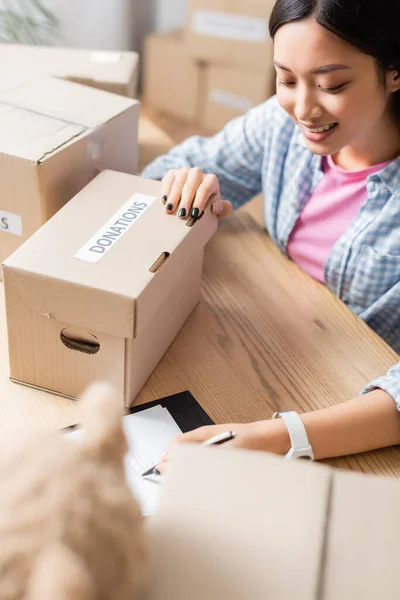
[0,383,148,600]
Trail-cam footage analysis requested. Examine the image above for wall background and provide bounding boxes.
[154,0,187,33]
[42,0,188,50]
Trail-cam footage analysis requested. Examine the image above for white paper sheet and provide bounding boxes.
[66,404,182,516]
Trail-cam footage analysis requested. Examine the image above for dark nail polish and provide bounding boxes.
[166,203,174,211]
[178,208,187,218]
[161,195,167,204]
[191,207,200,218]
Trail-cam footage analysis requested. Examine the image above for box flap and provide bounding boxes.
[0,104,85,162]
[0,74,137,129]
[3,171,217,339]
[0,44,139,86]
[0,70,35,92]
[147,445,331,600]
[323,470,400,599]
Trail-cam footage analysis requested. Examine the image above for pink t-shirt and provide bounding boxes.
[287,155,391,282]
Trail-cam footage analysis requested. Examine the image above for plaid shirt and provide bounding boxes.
[142,95,400,409]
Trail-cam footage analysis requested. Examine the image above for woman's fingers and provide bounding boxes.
[160,425,237,464]
[211,199,233,219]
[158,427,214,466]
[178,168,204,218]
[164,167,190,213]
[160,170,176,205]
[191,173,219,218]
[160,169,224,219]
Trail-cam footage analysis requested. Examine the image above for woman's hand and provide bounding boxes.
[158,420,291,472]
[161,167,233,219]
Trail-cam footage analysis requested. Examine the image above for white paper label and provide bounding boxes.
[74,193,157,264]
[87,140,102,161]
[0,210,22,236]
[191,10,268,43]
[210,89,254,112]
[90,51,122,64]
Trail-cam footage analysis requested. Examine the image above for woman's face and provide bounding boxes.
[273,18,398,158]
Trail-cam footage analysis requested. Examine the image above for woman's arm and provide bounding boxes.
[163,388,400,461]
[297,388,400,459]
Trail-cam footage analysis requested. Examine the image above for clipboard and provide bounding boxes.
[128,390,214,432]
[62,390,214,433]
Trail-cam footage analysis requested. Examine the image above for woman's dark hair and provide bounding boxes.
[269,0,400,122]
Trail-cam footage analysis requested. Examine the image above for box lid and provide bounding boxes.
[0,44,139,87]
[0,74,136,128]
[3,170,217,339]
[0,103,85,163]
[0,74,138,163]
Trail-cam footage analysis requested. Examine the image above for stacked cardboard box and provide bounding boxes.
[143,32,206,123]
[143,0,276,131]
[1,70,219,405]
[0,73,139,274]
[0,44,139,98]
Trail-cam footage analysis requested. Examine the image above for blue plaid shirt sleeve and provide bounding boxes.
[142,99,274,209]
[357,265,400,409]
[361,362,400,411]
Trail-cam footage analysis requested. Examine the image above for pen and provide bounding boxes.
[142,430,237,478]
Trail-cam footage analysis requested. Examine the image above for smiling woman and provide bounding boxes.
[142,0,400,465]
[270,1,400,170]
[273,58,348,139]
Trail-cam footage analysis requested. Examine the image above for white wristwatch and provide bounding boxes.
[272,410,314,461]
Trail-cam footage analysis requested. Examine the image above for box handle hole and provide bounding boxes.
[149,251,170,273]
[60,328,100,355]
[186,211,204,228]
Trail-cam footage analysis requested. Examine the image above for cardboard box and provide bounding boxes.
[0,44,139,98]
[202,64,276,131]
[143,32,205,123]
[185,0,276,71]
[148,445,330,600]
[324,470,400,599]
[147,445,400,599]
[3,171,217,406]
[0,75,139,274]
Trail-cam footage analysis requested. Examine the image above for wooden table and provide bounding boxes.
[1,116,399,476]
[138,115,176,173]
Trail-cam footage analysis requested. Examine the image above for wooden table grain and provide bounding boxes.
[1,116,399,476]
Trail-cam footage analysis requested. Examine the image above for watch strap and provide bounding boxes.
[273,410,314,460]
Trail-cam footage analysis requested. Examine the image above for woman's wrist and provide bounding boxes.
[251,418,292,456]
